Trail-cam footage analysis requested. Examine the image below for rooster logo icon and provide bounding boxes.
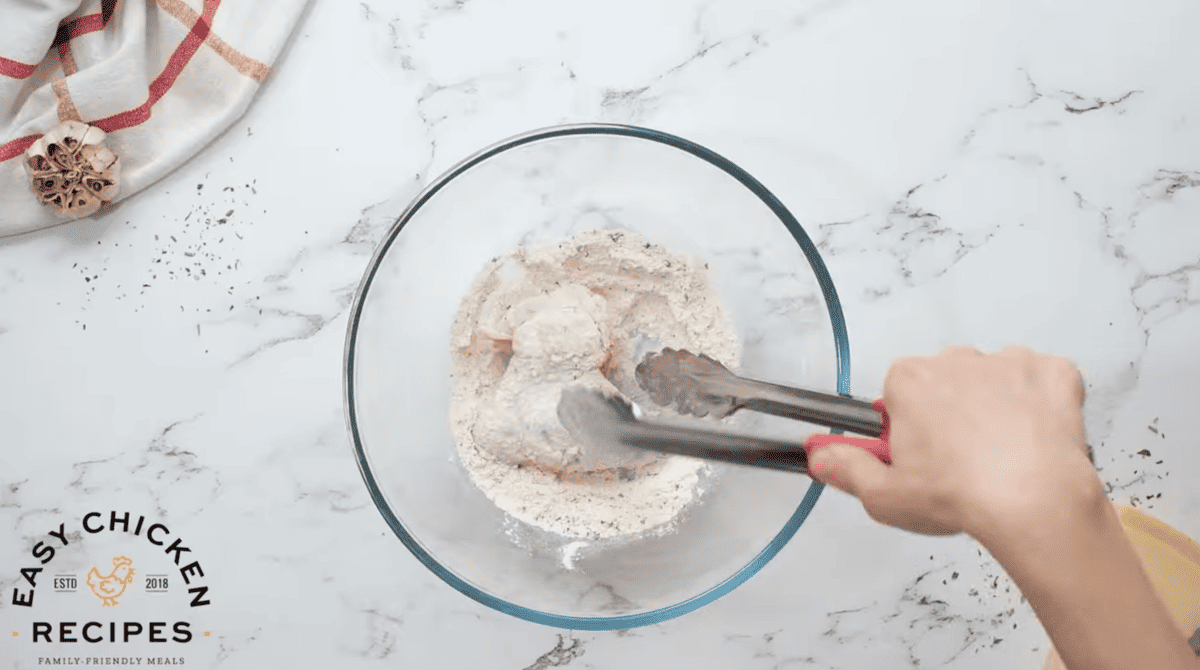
[86,556,135,606]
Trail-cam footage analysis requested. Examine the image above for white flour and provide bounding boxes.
[449,229,740,544]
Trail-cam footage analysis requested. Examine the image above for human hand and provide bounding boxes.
[807,345,1099,540]
[809,346,1200,669]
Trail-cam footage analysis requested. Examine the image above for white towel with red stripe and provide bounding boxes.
[0,0,309,237]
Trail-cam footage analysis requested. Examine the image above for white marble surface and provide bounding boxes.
[3,0,1199,667]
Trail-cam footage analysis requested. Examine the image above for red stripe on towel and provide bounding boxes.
[0,56,39,80]
[0,134,43,162]
[90,0,220,133]
[53,0,120,47]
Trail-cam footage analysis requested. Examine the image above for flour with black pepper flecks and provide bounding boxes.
[449,229,739,545]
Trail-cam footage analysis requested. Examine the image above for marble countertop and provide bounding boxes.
[3,0,1199,667]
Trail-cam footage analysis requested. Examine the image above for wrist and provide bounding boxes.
[967,465,1110,562]
[969,472,1199,670]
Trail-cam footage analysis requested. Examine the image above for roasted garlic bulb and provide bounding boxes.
[25,121,120,217]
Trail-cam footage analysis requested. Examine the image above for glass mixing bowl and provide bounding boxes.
[344,124,855,630]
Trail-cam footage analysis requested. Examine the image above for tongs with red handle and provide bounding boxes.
[556,348,890,475]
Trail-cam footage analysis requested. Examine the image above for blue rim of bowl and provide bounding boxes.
[343,123,851,630]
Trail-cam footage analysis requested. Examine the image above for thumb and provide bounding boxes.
[808,442,890,498]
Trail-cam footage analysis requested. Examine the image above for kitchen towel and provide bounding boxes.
[0,0,310,238]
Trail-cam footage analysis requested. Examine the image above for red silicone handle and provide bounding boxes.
[802,398,892,464]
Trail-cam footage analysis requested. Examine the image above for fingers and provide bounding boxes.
[885,347,979,400]
[997,344,1036,358]
[1049,356,1086,407]
[997,347,1086,407]
[942,345,983,358]
[808,443,890,499]
[810,444,960,534]
[995,344,1039,387]
[883,356,924,404]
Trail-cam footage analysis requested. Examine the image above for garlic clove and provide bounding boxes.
[61,184,102,217]
[81,143,117,170]
[81,172,119,201]
[32,173,71,197]
[26,149,55,175]
[43,120,90,168]
[78,124,108,148]
[80,145,120,200]
[41,120,92,148]
[45,140,78,171]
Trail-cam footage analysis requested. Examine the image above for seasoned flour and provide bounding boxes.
[449,229,739,542]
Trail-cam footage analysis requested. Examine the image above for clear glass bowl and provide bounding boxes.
[344,124,855,629]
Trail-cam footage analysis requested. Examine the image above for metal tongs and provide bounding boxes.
[557,348,891,475]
